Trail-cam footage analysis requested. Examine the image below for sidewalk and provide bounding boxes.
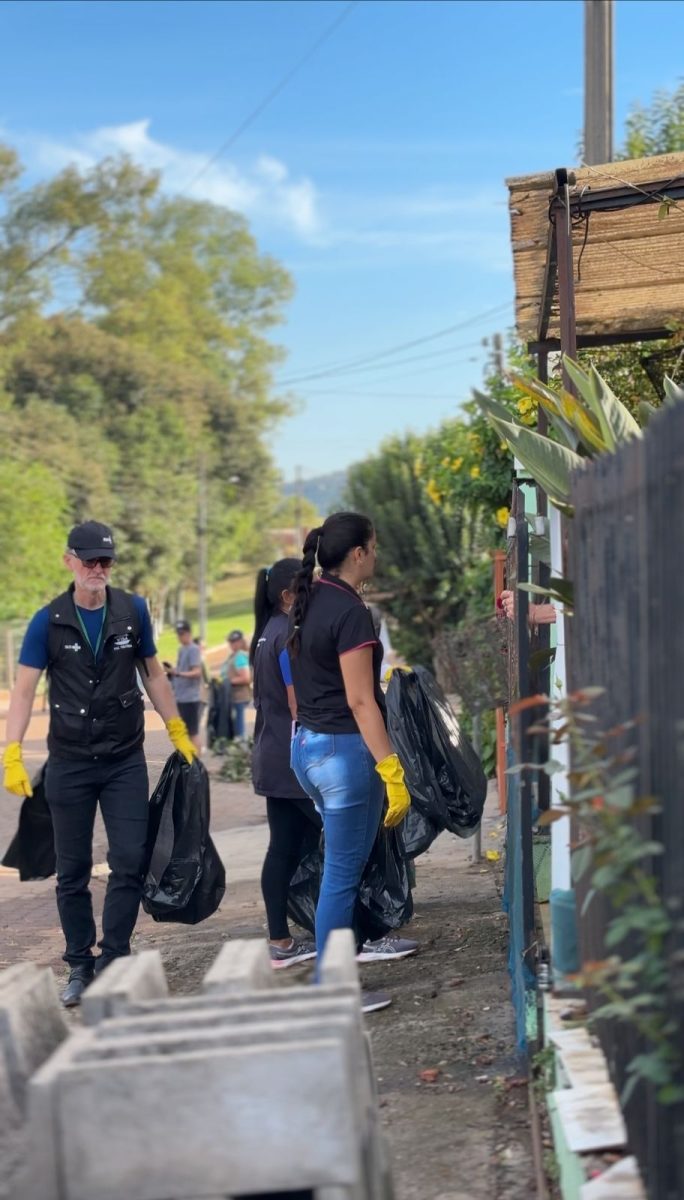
[0,721,535,1200]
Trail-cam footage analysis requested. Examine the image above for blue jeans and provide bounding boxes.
[232,701,249,739]
[291,727,384,973]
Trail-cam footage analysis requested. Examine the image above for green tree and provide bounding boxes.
[621,80,684,158]
[0,460,70,619]
[346,434,473,665]
[0,142,295,620]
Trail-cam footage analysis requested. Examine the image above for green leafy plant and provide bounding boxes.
[215,738,253,783]
[475,357,684,517]
[513,689,684,1107]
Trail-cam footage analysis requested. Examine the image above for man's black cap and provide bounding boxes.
[67,520,116,561]
[176,620,191,634]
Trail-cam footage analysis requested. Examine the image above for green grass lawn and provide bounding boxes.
[155,573,256,662]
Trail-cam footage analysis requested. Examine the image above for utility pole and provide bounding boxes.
[198,455,208,643]
[492,331,505,376]
[584,0,614,165]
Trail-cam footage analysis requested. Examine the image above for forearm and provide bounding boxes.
[350,699,393,763]
[5,671,41,744]
[142,667,180,723]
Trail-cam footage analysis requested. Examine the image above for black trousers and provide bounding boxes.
[261,795,321,940]
[45,750,149,967]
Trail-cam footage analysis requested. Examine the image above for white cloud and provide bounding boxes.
[25,118,321,238]
[9,119,509,273]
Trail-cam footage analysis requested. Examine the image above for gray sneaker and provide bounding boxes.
[357,936,419,963]
[269,939,317,970]
[361,989,392,1014]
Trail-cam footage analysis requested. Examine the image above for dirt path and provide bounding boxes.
[0,723,536,1200]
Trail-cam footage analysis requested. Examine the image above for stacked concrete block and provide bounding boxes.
[0,963,68,1110]
[16,932,395,1200]
[80,948,168,1026]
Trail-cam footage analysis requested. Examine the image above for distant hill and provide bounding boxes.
[282,470,348,516]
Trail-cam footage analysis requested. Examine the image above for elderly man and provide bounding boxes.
[1,521,196,1007]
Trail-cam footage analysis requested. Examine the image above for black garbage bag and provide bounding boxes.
[286,824,322,935]
[287,823,413,940]
[401,804,441,860]
[357,825,414,938]
[142,753,226,924]
[386,665,487,842]
[1,763,55,880]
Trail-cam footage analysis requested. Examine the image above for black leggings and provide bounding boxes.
[261,795,321,940]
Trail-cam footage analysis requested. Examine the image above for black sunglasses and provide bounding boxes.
[81,556,114,569]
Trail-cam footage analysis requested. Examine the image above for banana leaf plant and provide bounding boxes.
[472,356,682,514]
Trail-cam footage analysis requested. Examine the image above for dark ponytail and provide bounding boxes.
[288,512,374,656]
[250,557,302,663]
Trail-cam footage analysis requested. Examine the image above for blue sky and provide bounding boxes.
[2,0,683,479]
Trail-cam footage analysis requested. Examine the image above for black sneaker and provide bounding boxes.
[361,989,392,1014]
[61,964,95,1008]
[269,939,317,970]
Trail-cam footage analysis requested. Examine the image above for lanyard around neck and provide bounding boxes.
[74,602,107,660]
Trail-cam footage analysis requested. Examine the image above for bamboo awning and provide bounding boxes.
[506,152,684,347]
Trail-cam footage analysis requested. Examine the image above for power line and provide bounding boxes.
[281,340,483,383]
[277,301,512,386]
[182,1,360,194]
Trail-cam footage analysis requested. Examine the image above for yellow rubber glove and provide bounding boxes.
[375,753,411,828]
[384,665,412,683]
[165,717,197,765]
[2,742,33,798]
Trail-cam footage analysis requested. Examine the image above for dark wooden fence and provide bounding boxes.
[569,401,684,1200]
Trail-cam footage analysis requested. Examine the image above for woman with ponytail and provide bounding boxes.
[251,558,321,968]
[288,512,417,1010]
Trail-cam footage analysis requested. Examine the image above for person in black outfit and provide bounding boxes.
[2,520,197,1007]
[250,559,320,969]
[288,512,418,1012]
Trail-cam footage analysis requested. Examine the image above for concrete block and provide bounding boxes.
[201,937,274,994]
[0,963,67,1109]
[120,979,359,1021]
[320,928,360,991]
[28,1035,361,1200]
[81,950,168,1026]
[92,995,360,1040]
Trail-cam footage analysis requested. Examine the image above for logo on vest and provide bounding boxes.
[113,634,133,651]
[64,641,82,652]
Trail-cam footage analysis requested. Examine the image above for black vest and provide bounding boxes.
[47,585,144,760]
[251,611,308,800]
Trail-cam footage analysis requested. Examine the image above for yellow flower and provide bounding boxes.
[516,398,533,415]
[495,506,509,528]
[499,441,508,451]
[426,478,442,507]
[441,455,450,467]
[451,456,464,471]
[469,465,481,480]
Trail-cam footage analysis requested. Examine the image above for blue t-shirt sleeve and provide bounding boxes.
[18,607,51,671]
[278,647,293,687]
[133,596,157,658]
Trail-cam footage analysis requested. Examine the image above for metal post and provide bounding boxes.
[584,0,614,165]
[469,711,482,863]
[198,455,208,643]
[554,172,578,394]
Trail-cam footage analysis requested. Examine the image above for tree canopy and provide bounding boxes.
[0,144,293,621]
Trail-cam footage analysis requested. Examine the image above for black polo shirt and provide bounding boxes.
[289,571,385,734]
